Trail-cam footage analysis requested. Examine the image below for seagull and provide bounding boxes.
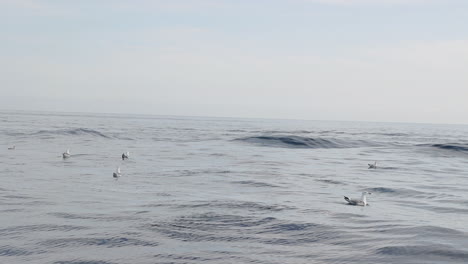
[62,149,71,159]
[344,191,372,206]
[8,145,15,150]
[113,166,122,178]
[368,161,377,169]
[122,152,130,160]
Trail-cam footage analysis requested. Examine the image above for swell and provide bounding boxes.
[365,187,425,197]
[236,135,373,149]
[0,224,88,236]
[34,128,111,138]
[375,225,465,237]
[7,128,111,139]
[54,261,117,264]
[175,200,292,212]
[252,130,409,137]
[0,246,40,256]
[418,143,468,154]
[232,180,281,188]
[150,213,357,246]
[376,245,468,260]
[39,237,158,248]
[365,187,456,199]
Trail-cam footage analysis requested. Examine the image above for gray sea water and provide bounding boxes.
[1,110,468,264]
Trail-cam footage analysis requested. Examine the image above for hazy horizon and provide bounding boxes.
[2,0,467,124]
[3,107,468,127]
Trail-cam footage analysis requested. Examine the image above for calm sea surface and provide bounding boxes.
[1,111,468,264]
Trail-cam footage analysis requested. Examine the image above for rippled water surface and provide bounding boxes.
[1,111,468,264]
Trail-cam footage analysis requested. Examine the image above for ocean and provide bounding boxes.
[1,110,468,264]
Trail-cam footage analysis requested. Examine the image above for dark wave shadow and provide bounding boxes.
[0,246,41,256]
[418,143,468,155]
[235,135,376,149]
[8,128,118,139]
[39,237,158,248]
[231,180,281,188]
[175,200,293,212]
[54,261,117,264]
[376,245,468,261]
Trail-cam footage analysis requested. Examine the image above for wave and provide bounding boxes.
[0,224,87,236]
[373,132,408,136]
[384,226,464,237]
[316,179,346,185]
[365,187,434,198]
[366,187,398,193]
[232,180,280,188]
[175,200,291,212]
[7,128,112,139]
[150,212,350,247]
[376,245,468,260]
[40,237,158,248]
[33,128,111,138]
[54,261,117,264]
[150,213,276,242]
[419,143,468,153]
[0,246,37,256]
[403,204,468,214]
[236,135,369,149]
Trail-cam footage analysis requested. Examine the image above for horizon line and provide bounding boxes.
[1,108,467,127]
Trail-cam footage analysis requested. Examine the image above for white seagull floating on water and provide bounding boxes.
[62,149,71,159]
[344,191,372,206]
[122,152,130,160]
[113,166,122,178]
[8,145,15,150]
[368,161,377,169]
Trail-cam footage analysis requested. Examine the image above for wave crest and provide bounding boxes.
[377,245,468,260]
[33,128,110,138]
[236,135,364,149]
[421,143,468,153]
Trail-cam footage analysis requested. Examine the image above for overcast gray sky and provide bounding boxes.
[1,0,467,124]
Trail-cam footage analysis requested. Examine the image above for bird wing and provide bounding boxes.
[344,196,360,205]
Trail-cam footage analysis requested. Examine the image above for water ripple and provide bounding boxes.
[39,237,158,248]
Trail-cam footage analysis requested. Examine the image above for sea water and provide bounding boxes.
[1,111,468,264]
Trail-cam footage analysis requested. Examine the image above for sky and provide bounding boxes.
[1,0,467,124]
